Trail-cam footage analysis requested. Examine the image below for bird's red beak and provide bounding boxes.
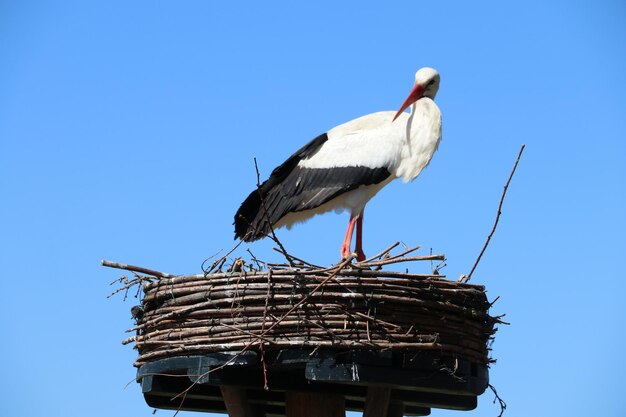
[392,83,424,122]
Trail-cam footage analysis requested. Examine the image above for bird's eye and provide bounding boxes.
[426,79,435,87]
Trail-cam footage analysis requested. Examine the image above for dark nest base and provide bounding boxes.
[138,349,487,416]
[110,246,500,416]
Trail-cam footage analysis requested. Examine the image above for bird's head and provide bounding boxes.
[393,67,440,121]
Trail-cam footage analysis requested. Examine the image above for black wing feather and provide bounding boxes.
[234,133,328,240]
[234,133,390,241]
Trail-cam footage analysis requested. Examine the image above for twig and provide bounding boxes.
[488,295,500,308]
[365,308,372,342]
[202,241,243,275]
[466,144,525,282]
[272,248,324,269]
[172,389,188,417]
[384,244,422,261]
[259,342,269,391]
[360,254,445,268]
[218,322,273,344]
[260,269,272,389]
[360,241,400,263]
[489,384,507,417]
[107,274,144,300]
[200,248,224,272]
[246,249,266,271]
[253,157,295,268]
[102,259,175,278]
[352,311,402,330]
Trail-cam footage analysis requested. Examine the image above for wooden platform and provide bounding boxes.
[137,349,488,416]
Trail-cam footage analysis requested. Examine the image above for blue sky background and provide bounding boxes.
[1,1,625,416]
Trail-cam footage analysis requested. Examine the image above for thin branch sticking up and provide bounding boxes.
[463,144,525,282]
[107,273,146,300]
[271,248,324,269]
[253,157,295,268]
[361,241,400,263]
[201,241,244,275]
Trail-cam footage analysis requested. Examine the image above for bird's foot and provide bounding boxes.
[337,252,372,270]
[340,244,352,261]
[352,254,372,270]
[338,255,353,265]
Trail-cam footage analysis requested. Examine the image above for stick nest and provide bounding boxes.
[111,244,501,368]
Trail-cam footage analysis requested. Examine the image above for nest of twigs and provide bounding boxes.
[109,243,502,368]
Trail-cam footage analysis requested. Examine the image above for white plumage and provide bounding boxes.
[234,67,442,261]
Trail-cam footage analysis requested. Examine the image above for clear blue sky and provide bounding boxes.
[1,1,625,416]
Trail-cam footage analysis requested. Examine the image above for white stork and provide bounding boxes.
[234,67,442,261]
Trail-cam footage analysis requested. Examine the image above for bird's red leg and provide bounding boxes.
[355,211,366,261]
[340,216,358,260]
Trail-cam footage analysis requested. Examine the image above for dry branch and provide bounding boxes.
[102,259,175,278]
[465,144,525,282]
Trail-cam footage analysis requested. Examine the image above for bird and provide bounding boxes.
[234,67,442,261]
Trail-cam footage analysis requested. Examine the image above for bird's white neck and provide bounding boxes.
[394,98,442,182]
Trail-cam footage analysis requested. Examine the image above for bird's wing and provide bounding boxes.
[266,164,391,214]
[234,133,329,240]
[234,122,395,241]
[299,111,406,171]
